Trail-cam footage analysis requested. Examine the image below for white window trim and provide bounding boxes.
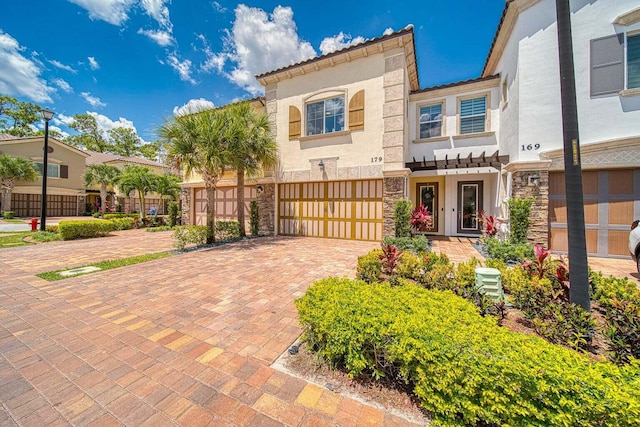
[415,100,446,141]
[34,162,60,179]
[625,29,640,91]
[501,75,509,109]
[303,90,347,137]
[456,92,491,135]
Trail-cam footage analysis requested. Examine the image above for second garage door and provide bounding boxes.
[278,179,383,241]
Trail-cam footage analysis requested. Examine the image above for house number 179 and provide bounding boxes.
[371,156,383,163]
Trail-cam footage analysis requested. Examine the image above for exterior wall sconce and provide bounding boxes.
[256,184,264,194]
[318,159,325,172]
[528,172,540,187]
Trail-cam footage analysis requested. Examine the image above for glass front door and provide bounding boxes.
[457,181,483,234]
[417,183,438,233]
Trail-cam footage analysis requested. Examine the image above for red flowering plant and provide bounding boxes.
[522,243,571,302]
[410,204,433,232]
[477,210,502,238]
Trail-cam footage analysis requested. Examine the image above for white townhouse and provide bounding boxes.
[180,0,640,257]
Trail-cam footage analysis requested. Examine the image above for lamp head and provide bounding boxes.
[41,109,55,121]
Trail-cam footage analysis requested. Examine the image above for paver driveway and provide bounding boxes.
[0,231,428,426]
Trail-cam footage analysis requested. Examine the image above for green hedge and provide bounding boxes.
[173,225,210,250]
[109,217,135,231]
[58,220,115,240]
[296,278,640,427]
[215,220,240,241]
[103,213,139,220]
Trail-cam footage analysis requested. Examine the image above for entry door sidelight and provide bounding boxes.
[457,181,483,234]
[417,183,438,232]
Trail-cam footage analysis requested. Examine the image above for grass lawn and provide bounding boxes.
[37,252,172,281]
[0,231,32,247]
[2,218,26,223]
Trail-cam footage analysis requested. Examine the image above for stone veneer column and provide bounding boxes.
[510,170,549,246]
[180,188,191,225]
[77,195,86,215]
[382,53,406,171]
[383,173,408,238]
[257,184,275,236]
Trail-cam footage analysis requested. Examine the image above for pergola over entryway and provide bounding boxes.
[406,150,510,172]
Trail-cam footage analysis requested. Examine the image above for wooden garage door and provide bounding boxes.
[279,180,383,241]
[549,169,639,257]
[11,194,77,217]
[194,186,257,227]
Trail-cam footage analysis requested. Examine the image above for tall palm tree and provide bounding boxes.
[117,165,158,219]
[225,102,278,236]
[154,173,181,214]
[84,164,121,215]
[158,108,230,243]
[0,154,39,215]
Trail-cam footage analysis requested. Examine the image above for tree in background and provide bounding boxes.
[159,107,229,244]
[225,102,277,237]
[109,127,141,157]
[67,113,111,152]
[154,173,181,215]
[0,154,39,214]
[84,164,121,215]
[0,95,42,137]
[138,140,167,162]
[117,165,157,219]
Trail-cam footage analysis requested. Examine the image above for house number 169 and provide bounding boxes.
[371,156,383,163]
[521,144,541,151]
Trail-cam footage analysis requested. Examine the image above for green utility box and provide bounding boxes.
[475,267,504,302]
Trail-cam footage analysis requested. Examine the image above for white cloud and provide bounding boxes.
[212,1,227,13]
[205,4,316,95]
[81,92,107,108]
[88,111,136,134]
[0,30,55,103]
[137,29,173,47]
[173,98,215,116]
[52,78,73,93]
[319,32,366,55]
[88,56,100,70]
[49,125,71,139]
[167,54,195,84]
[383,27,394,36]
[67,0,136,26]
[49,59,78,73]
[140,0,172,29]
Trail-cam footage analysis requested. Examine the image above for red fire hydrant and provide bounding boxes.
[30,218,38,231]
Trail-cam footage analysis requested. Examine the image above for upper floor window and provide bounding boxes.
[418,104,443,138]
[459,96,486,134]
[306,96,344,136]
[628,32,640,89]
[34,162,59,178]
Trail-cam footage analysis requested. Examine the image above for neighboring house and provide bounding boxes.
[0,134,88,216]
[84,150,173,214]
[179,0,639,257]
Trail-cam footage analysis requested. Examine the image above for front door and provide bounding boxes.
[416,182,438,233]
[457,181,483,234]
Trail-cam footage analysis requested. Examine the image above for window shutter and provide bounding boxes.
[288,106,301,140]
[349,90,365,131]
[60,165,68,179]
[590,34,624,96]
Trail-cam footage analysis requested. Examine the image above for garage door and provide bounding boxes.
[10,194,78,217]
[549,169,640,257]
[278,179,383,241]
[194,186,257,227]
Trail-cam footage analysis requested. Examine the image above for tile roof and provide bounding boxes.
[411,74,500,94]
[84,150,168,168]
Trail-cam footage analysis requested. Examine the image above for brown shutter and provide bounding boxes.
[60,165,68,179]
[289,106,301,140]
[590,34,624,96]
[349,90,365,131]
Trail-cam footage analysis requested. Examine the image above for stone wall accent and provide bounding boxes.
[77,195,86,216]
[382,53,407,172]
[180,188,191,225]
[383,176,406,237]
[257,183,275,236]
[510,170,549,246]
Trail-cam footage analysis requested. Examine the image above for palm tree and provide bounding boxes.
[154,174,181,215]
[0,154,39,215]
[158,108,230,243]
[84,164,121,215]
[225,102,278,236]
[117,165,158,219]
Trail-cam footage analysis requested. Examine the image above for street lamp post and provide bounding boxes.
[40,109,55,232]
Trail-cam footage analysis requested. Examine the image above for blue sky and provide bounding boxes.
[0,1,504,144]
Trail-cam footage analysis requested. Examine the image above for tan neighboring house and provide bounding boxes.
[0,134,88,216]
[84,150,173,214]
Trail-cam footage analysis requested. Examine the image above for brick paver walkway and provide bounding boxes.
[1,230,636,426]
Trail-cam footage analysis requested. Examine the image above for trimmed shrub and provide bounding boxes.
[45,225,59,234]
[172,225,210,250]
[507,197,534,244]
[92,212,101,218]
[167,201,179,228]
[356,249,383,283]
[2,211,15,219]
[146,226,172,232]
[249,200,259,236]
[103,213,139,220]
[396,252,424,281]
[110,217,135,231]
[394,200,412,238]
[58,220,114,240]
[483,237,533,263]
[382,235,429,254]
[215,220,240,241]
[296,278,640,427]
